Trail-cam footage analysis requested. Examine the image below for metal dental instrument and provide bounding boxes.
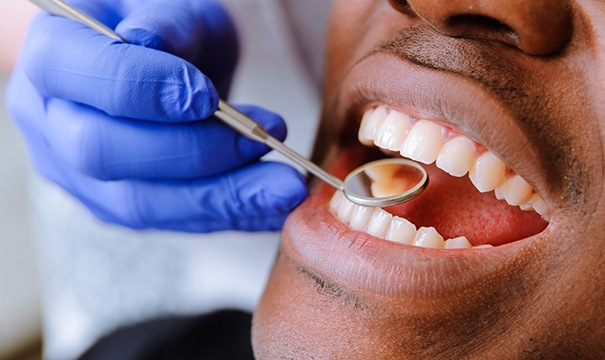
[30,0,429,207]
[215,103,428,207]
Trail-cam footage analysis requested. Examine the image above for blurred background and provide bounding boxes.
[0,2,43,359]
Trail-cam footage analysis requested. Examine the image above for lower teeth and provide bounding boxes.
[329,191,492,250]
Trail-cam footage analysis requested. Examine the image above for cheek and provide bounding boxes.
[324,0,418,125]
[325,2,361,87]
[325,1,384,89]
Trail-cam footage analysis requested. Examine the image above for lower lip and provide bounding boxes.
[281,153,549,298]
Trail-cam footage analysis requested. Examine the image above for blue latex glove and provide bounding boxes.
[7,0,308,232]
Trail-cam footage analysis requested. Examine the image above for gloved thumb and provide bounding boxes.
[107,162,309,232]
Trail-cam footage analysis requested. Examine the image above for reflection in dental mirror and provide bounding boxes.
[343,158,428,207]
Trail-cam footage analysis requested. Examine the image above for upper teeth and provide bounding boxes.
[358,105,551,219]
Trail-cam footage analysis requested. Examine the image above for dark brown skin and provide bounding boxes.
[253,1,605,358]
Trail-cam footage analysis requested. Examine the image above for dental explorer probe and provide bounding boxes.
[28,0,429,208]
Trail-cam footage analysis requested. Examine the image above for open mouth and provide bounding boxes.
[328,104,550,250]
[280,53,556,296]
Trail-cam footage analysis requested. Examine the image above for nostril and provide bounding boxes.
[403,0,572,55]
[388,0,416,16]
[448,14,514,35]
[445,14,520,47]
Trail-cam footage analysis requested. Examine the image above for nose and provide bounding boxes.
[393,0,573,55]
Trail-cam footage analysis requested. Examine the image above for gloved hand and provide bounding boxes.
[7,0,308,232]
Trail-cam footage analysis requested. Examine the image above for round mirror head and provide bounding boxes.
[343,158,428,207]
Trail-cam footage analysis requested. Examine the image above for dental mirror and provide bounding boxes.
[30,0,429,208]
[343,158,428,207]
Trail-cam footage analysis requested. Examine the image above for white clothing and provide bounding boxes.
[32,0,330,358]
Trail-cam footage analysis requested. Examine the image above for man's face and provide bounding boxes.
[253,0,605,358]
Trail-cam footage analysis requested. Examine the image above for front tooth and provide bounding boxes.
[329,191,344,213]
[519,202,533,211]
[366,208,393,238]
[436,136,476,177]
[444,236,472,249]
[367,166,410,198]
[358,106,388,145]
[469,152,506,192]
[400,120,444,164]
[413,227,445,249]
[497,175,533,206]
[527,193,550,216]
[494,187,505,200]
[474,244,494,249]
[350,205,373,231]
[337,196,356,223]
[374,111,412,151]
[385,216,416,244]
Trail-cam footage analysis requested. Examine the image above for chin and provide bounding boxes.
[252,3,605,358]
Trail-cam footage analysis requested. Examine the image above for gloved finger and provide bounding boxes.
[124,162,308,232]
[7,65,307,232]
[117,0,238,97]
[6,64,48,169]
[22,12,217,122]
[44,156,308,232]
[45,100,287,180]
[115,0,238,96]
[56,0,123,30]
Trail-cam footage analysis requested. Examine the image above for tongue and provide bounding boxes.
[385,164,548,246]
